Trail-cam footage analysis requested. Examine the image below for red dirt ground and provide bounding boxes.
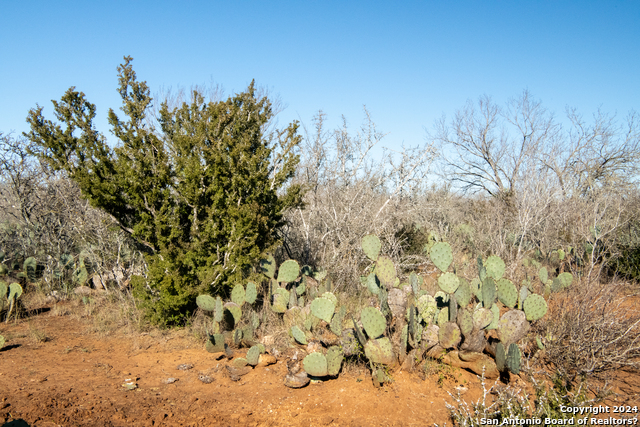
[0,301,637,426]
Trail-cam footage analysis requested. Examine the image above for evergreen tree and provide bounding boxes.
[26,56,303,324]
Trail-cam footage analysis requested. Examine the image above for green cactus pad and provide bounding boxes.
[518,285,529,310]
[310,297,335,323]
[291,325,308,344]
[303,352,328,377]
[24,257,37,282]
[448,294,458,322]
[557,272,573,289]
[485,255,505,280]
[523,294,548,321]
[497,309,530,346]
[482,278,496,308]
[330,306,346,336]
[430,242,453,272]
[364,337,395,365]
[457,309,474,336]
[538,267,548,284]
[434,291,449,307]
[375,256,397,287]
[232,357,248,368]
[224,302,242,326]
[486,303,500,330]
[438,322,462,349]
[245,282,258,304]
[470,277,482,300]
[437,307,449,326]
[260,255,276,278]
[326,346,344,376]
[506,343,521,374]
[473,307,493,330]
[296,280,306,296]
[205,334,225,353]
[454,278,472,307]
[362,234,382,261]
[558,249,565,260]
[196,295,217,312]
[496,278,518,308]
[272,288,289,313]
[366,272,381,295]
[438,272,460,294]
[496,342,506,372]
[320,292,338,306]
[361,307,387,339]
[8,282,22,300]
[277,260,300,283]
[246,345,261,366]
[409,272,420,295]
[417,294,437,321]
[231,284,246,306]
[313,267,327,282]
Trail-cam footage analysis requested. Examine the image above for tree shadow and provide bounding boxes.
[3,419,30,426]
[0,344,22,352]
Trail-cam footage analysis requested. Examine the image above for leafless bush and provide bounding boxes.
[538,278,640,380]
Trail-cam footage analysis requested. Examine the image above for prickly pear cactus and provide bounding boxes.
[438,322,462,349]
[506,343,521,374]
[231,284,246,306]
[245,282,257,304]
[277,260,300,283]
[375,256,397,287]
[260,255,276,278]
[523,294,548,321]
[361,307,386,339]
[246,345,262,366]
[496,278,517,308]
[482,278,496,308]
[205,334,225,353]
[557,272,573,289]
[364,337,395,365]
[330,306,346,336]
[430,242,453,272]
[196,295,217,312]
[291,325,308,345]
[366,272,381,295]
[473,307,493,330]
[362,235,382,261]
[497,309,530,346]
[538,267,548,284]
[454,278,472,307]
[417,294,437,320]
[485,255,505,280]
[496,342,506,372]
[310,297,335,323]
[438,272,460,294]
[457,308,473,336]
[272,288,289,313]
[303,352,328,377]
[326,346,344,376]
[486,303,500,330]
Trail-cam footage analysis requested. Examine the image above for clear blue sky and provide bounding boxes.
[1,1,638,151]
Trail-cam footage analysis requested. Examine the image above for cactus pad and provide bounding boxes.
[417,294,437,320]
[291,325,308,344]
[330,305,346,336]
[310,297,335,323]
[518,285,529,310]
[326,346,344,376]
[277,260,300,283]
[205,334,225,353]
[361,234,382,261]
[196,295,216,312]
[303,352,328,377]
[320,292,338,306]
[497,309,530,346]
[438,272,460,294]
[557,272,573,289]
[438,322,462,349]
[486,303,500,330]
[457,308,474,336]
[473,307,493,330]
[523,294,547,321]
[360,307,386,339]
[246,345,261,366]
[272,288,289,313]
[245,282,257,304]
[485,255,505,280]
[364,337,395,365]
[437,307,449,326]
[454,278,472,307]
[430,242,453,272]
[496,278,517,308]
[506,343,521,374]
[375,256,397,287]
[470,277,482,300]
[366,272,381,295]
[231,284,246,306]
[260,255,276,278]
[496,342,506,372]
[409,272,420,295]
[538,267,548,284]
[482,278,496,308]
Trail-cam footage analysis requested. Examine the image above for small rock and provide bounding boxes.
[257,354,277,368]
[198,375,214,384]
[284,371,310,388]
[177,364,194,371]
[226,365,251,381]
[162,378,178,384]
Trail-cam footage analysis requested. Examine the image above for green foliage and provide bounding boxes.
[26,57,303,325]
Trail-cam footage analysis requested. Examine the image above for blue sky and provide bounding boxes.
[1,1,638,151]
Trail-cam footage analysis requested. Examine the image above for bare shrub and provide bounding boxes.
[538,278,640,380]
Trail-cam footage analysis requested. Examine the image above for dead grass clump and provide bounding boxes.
[537,277,640,381]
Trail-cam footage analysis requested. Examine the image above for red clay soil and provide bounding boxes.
[0,301,637,427]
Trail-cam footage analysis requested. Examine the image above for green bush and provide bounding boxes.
[26,57,303,325]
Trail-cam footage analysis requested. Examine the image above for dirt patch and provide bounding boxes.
[0,301,637,426]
